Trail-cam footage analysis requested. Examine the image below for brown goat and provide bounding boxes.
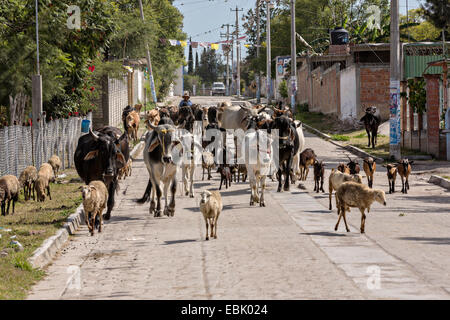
[299,148,316,181]
[396,159,413,194]
[363,157,376,188]
[134,104,143,114]
[126,110,140,142]
[337,163,350,174]
[313,160,325,193]
[145,109,160,130]
[383,164,398,194]
[335,181,386,233]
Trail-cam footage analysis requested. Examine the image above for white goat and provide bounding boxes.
[291,120,305,183]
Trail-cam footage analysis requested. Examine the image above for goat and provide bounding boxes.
[360,106,381,149]
[35,163,55,202]
[80,180,108,236]
[337,163,350,174]
[0,175,20,216]
[383,164,398,194]
[363,157,376,188]
[199,190,223,240]
[126,110,140,142]
[299,148,316,181]
[217,165,231,190]
[335,181,386,233]
[328,169,363,210]
[313,160,325,193]
[145,109,160,130]
[346,156,360,175]
[48,155,62,176]
[397,159,413,194]
[19,166,37,201]
[134,104,143,114]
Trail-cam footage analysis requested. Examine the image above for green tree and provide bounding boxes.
[196,49,225,85]
[188,38,194,75]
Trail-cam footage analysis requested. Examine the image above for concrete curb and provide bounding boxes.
[302,123,384,163]
[428,175,450,190]
[28,141,145,270]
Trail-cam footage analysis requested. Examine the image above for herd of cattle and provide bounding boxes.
[0,101,416,239]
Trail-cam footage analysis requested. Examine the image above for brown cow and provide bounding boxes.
[145,109,160,130]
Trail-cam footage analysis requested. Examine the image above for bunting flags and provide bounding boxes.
[162,36,247,51]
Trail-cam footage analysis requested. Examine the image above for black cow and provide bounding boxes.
[360,106,381,149]
[269,116,299,192]
[74,127,127,220]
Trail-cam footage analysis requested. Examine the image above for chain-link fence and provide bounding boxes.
[0,112,92,178]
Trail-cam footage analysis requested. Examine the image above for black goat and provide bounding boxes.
[360,106,381,149]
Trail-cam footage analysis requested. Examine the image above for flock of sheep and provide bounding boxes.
[0,155,61,215]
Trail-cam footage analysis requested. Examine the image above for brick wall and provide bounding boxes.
[424,74,440,158]
[297,65,310,105]
[359,66,390,120]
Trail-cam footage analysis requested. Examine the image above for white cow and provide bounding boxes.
[291,120,305,183]
[241,129,274,207]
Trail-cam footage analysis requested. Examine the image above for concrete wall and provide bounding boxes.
[340,65,358,120]
[307,64,341,115]
[359,65,390,120]
[297,64,310,105]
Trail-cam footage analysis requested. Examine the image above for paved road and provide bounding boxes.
[28,97,450,299]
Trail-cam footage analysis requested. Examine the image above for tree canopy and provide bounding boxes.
[0,0,185,121]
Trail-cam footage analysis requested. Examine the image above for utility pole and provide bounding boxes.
[290,0,297,113]
[138,0,157,103]
[266,0,272,104]
[221,24,233,96]
[389,0,401,160]
[32,0,42,129]
[256,0,261,103]
[231,6,243,98]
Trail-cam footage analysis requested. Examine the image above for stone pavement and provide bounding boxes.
[27,127,450,300]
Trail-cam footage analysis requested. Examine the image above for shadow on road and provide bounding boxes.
[398,237,450,245]
[162,239,198,245]
[300,231,347,237]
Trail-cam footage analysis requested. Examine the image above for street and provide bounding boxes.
[27,96,450,300]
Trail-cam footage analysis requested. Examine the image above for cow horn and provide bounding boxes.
[89,128,99,141]
[148,121,158,131]
[239,104,252,111]
[257,106,268,114]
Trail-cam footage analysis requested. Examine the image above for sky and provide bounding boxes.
[173,0,424,61]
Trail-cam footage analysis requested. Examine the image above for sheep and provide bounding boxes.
[0,175,20,216]
[397,159,413,194]
[363,157,376,188]
[328,168,363,210]
[383,164,398,194]
[313,160,325,193]
[19,166,37,201]
[80,180,108,236]
[337,163,350,174]
[299,148,316,181]
[199,190,223,240]
[217,165,231,190]
[334,181,386,233]
[202,151,215,181]
[48,155,62,176]
[346,156,360,175]
[34,163,54,202]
